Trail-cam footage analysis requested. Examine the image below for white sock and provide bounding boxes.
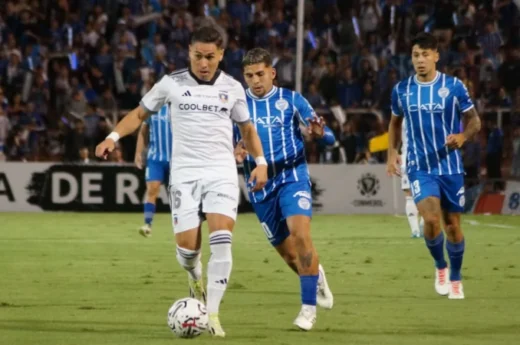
[207,230,233,314]
[318,264,324,285]
[303,304,317,313]
[405,196,420,235]
[176,246,202,281]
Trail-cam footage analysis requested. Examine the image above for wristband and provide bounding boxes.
[106,132,120,142]
[255,156,267,166]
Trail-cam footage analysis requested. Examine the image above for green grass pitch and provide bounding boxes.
[1,213,520,345]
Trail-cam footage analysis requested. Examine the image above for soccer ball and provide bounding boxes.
[167,297,208,338]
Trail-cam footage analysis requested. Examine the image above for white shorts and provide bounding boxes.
[401,165,410,190]
[169,178,239,233]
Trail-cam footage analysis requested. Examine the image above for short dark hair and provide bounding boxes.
[411,33,438,51]
[242,48,273,67]
[190,26,223,48]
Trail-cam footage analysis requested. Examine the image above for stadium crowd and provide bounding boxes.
[0,0,519,182]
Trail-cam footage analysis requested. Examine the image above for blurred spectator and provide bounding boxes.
[512,127,520,178]
[0,0,515,184]
[486,119,504,189]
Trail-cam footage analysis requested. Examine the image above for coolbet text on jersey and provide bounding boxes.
[234,86,335,246]
[392,72,474,212]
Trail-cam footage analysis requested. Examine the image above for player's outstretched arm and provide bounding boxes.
[95,105,151,159]
[134,121,149,169]
[387,114,403,177]
[294,92,336,146]
[237,121,268,191]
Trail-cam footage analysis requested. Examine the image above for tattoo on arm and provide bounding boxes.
[462,108,481,140]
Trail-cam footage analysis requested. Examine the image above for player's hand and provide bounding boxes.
[445,134,466,150]
[95,139,116,160]
[386,153,402,177]
[249,164,268,192]
[307,116,325,138]
[234,140,248,163]
[134,153,143,169]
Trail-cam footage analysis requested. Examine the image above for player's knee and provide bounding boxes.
[444,224,461,238]
[176,246,201,270]
[422,211,441,226]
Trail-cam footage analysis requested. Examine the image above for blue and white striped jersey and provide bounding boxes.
[391,72,474,176]
[235,86,335,203]
[144,104,172,163]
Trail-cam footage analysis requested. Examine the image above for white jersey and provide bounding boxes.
[140,69,250,183]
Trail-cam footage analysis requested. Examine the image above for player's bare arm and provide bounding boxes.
[387,115,403,176]
[237,121,268,191]
[95,105,151,159]
[446,107,482,149]
[134,122,149,169]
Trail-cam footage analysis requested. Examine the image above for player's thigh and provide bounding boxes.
[439,174,465,214]
[278,181,313,240]
[146,160,165,184]
[202,179,239,232]
[170,180,203,240]
[409,171,441,222]
[251,195,289,247]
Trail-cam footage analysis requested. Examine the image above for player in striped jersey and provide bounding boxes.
[233,48,334,331]
[400,118,423,238]
[387,33,481,299]
[135,104,172,237]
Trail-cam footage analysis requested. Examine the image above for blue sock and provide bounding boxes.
[300,275,319,306]
[144,202,156,226]
[446,239,465,281]
[425,232,448,269]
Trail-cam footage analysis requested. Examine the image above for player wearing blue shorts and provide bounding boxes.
[233,48,335,331]
[135,103,172,237]
[387,33,481,299]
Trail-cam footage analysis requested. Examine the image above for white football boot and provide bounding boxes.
[138,224,152,238]
[317,265,333,309]
[293,305,316,331]
[448,280,465,299]
[435,267,450,296]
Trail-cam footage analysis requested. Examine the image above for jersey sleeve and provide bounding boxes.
[140,76,169,113]
[391,84,403,116]
[454,78,474,113]
[230,84,250,123]
[294,92,336,146]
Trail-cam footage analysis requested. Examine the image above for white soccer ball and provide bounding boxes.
[167,297,208,338]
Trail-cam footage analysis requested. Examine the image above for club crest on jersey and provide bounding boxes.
[275,99,289,111]
[438,87,450,98]
[219,92,229,103]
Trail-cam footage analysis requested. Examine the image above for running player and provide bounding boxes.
[134,104,172,237]
[234,48,334,331]
[387,33,481,299]
[96,27,268,337]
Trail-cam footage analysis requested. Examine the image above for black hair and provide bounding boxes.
[190,26,224,48]
[411,32,438,51]
[242,48,273,67]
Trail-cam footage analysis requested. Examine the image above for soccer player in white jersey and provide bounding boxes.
[95,27,268,337]
[400,118,423,238]
[387,33,481,299]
